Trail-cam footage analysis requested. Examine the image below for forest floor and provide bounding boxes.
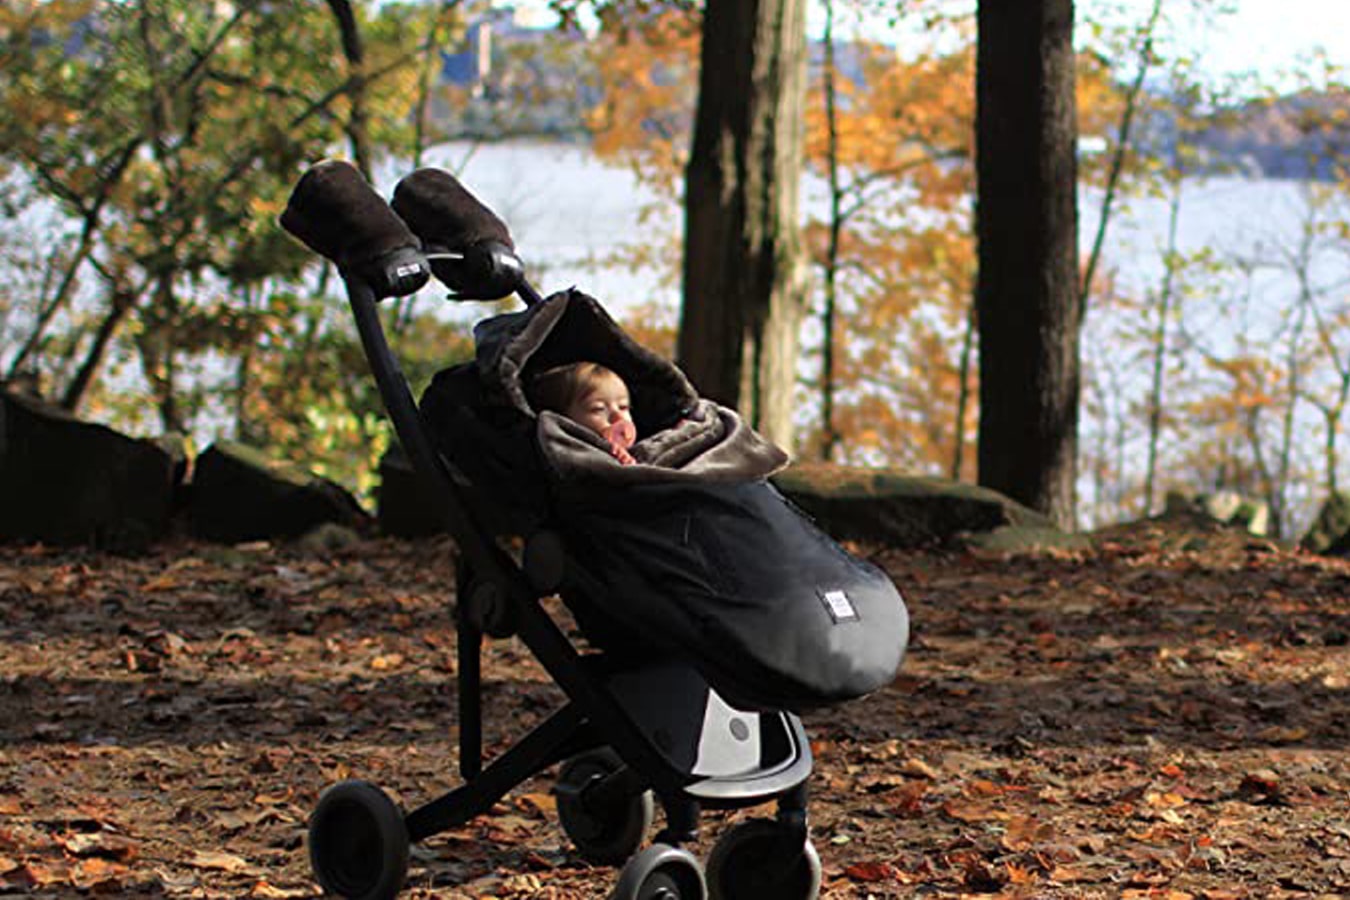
[0,515,1346,899]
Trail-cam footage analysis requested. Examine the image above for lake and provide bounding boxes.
[398,141,1350,532]
[11,139,1349,531]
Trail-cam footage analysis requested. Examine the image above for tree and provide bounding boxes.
[0,0,453,486]
[801,10,976,473]
[678,0,808,451]
[975,0,1081,527]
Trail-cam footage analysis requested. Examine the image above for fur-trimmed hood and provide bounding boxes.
[472,290,788,484]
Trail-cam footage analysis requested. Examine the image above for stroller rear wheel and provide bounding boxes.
[610,844,706,900]
[556,748,654,865]
[705,818,821,900]
[308,780,409,900]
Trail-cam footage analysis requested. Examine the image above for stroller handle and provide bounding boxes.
[345,273,529,582]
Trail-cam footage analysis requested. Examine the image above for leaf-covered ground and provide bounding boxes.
[0,517,1346,899]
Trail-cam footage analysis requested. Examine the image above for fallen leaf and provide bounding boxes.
[61,832,138,862]
[844,860,897,883]
[1256,725,1308,744]
[516,793,556,816]
[1048,863,1092,883]
[943,799,1009,823]
[248,880,312,898]
[889,781,929,816]
[253,788,294,806]
[1001,815,1055,851]
[5,861,70,888]
[900,757,939,779]
[1145,791,1187,809]
[187,850,256,873]
[69,857,127,890]
[369,653,405,671]
[214,808,284,833]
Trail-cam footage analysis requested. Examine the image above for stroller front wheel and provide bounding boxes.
[308,780,409,900]
[556,748,654,865]
[610,844,706,900]
[705,818,821,900]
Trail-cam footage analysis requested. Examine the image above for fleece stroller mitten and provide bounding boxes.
[279,159,430,298]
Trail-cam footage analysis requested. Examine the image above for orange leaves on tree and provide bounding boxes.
[803,21,980,471]
[586,8,699,199]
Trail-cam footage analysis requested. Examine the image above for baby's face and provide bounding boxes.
[566,371,633,436]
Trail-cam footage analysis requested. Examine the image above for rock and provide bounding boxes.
[960,524,1093,555]
[295,522,364,554]
[376,445,452,538]
[190,440,368,544]
[1301,492,1350,556]
[1165,489,1270,537]
[152,432,192,519]
[772,463,1063,548]
[0,389,177,550]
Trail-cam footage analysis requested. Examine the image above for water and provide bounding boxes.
[10,140,1349,531]
[378,141,682,317]
[400,142,1350,321]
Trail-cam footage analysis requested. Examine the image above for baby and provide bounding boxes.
[527,361,637,465]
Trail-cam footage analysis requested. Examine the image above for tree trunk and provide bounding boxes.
[975,0,1081,527]
[325,0,375,178]
[819,0,842,462]
[678,0,808,452]
[952,302,977,481]
[60,284,138,413]
[1142,179,1182,516]
[1080,0,1161,316]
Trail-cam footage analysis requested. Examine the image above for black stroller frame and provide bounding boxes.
[303,189,824,900]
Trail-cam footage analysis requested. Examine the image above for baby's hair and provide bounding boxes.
[526,361,620,415]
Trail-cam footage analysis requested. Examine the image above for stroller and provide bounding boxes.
[279,161,910,900]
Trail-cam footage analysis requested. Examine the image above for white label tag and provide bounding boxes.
[821,589,859,623]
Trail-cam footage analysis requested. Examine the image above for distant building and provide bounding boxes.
[441,21,491,96]
[432,6,598,139]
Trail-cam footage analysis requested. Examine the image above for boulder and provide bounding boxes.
[772,463,1063,548]
[1165,489,1270,536]
[0,389,177,550]
[375,445,452,538]
[1301,492,1350,556]
[190,440,369,544]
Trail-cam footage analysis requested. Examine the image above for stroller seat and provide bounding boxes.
[279,161,909,900]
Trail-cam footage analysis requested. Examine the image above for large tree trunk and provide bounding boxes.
[678,0,808,452]
[974,0,1081,527]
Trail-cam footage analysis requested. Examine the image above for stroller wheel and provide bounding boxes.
[705,818,821,900]
[610,843,706,900]
[308,780,409,900]
[556,748,654,865]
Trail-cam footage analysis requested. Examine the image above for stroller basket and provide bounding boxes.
[279,161,909,900]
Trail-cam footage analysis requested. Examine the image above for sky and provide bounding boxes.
[505,0,1349,93]
[1106,0,1350,91]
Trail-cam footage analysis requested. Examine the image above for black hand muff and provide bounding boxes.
[391,167,524,301]
[280,159,430,299]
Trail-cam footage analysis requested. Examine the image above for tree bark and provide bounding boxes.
[325,0,375,178]
[975,0,1081,527]
[678,0,808,452]
[60,284,138,413]
[1142,179,1182,516]
[819,0,842,462]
